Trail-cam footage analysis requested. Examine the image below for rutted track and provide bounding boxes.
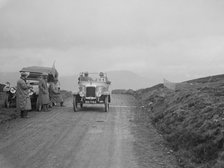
[0,94,178,168]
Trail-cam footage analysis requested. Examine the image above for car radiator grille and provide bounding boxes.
[86,87,95,97]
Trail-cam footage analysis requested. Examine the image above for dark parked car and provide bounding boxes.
[19,66,59,110]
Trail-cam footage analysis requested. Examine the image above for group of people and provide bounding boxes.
[78,72,108,82]
[16,72,63,118]
[78,72,92,81]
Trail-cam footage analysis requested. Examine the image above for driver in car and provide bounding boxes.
[82,72,92,81]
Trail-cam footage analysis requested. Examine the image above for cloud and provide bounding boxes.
[0,0,224,84]
[0,49,43,72]
[1,34,224,80]
[0,0,9,9]
[0,0,224,49]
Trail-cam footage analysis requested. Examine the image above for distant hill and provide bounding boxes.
[107,71,151,90]
[59,71,152,91]
[186,73,224,84]
[0,71,152,91]
[59,75,79,92]
[3,71,224,92]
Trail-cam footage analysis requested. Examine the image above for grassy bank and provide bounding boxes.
[134,76,224,168]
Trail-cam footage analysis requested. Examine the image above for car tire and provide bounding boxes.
[5,99,9,108]
[73,96,78,112]
[104,96,109,112]
[4,94,9,108]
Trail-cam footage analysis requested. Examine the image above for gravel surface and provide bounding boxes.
[0,94,179,168]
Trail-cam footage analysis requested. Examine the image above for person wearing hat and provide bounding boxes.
[99,72,105,82]
[38,72,50,112]
[82,72,92,81]
[16,72,32,118]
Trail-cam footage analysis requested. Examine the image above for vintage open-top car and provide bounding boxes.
[73,72,111,112]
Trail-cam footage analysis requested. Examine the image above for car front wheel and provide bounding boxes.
[104,96,109,112]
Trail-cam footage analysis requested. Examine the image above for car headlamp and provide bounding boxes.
[79,91,85,97]
[10,87,16,94]
[29,89,34,96]
[79,85,86,97]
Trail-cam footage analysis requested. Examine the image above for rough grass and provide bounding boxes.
[112,89,135,95]
[134,76,224,168]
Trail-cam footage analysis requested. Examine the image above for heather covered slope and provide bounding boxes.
[135,75,224,168]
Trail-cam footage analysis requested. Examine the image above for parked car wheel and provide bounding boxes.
[105,96,109,112]
[80,102,83,108]
[73,96,78,112]
[4,93,10,108]
[4,97,9,108]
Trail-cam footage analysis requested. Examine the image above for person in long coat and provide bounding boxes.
[16,72,32,118]
[38,72,50,111]
[49,78,63,107]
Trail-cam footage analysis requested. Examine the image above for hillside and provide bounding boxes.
[134,74,224,168]
[107,70,151,90]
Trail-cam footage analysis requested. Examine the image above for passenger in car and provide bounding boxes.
[99,72,105,82]
[82,72,92,81]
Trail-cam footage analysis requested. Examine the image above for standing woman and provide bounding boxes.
[16,72,32,118]
[38,72,50,112]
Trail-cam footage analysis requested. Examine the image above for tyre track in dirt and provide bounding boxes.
[0,108,85,168]
[0,109,65,143]
[0,94,179,168]
[0,108,76,149]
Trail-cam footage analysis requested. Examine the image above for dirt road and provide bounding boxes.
[0,94,178,168]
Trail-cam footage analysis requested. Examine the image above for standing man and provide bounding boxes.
[38,72,50,112]
[16,72,32,118]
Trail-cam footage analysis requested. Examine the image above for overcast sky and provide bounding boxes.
[0,0,224,84]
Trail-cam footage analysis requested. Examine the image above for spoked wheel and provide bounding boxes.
[104,96,109,112]
[73,96,78,112]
